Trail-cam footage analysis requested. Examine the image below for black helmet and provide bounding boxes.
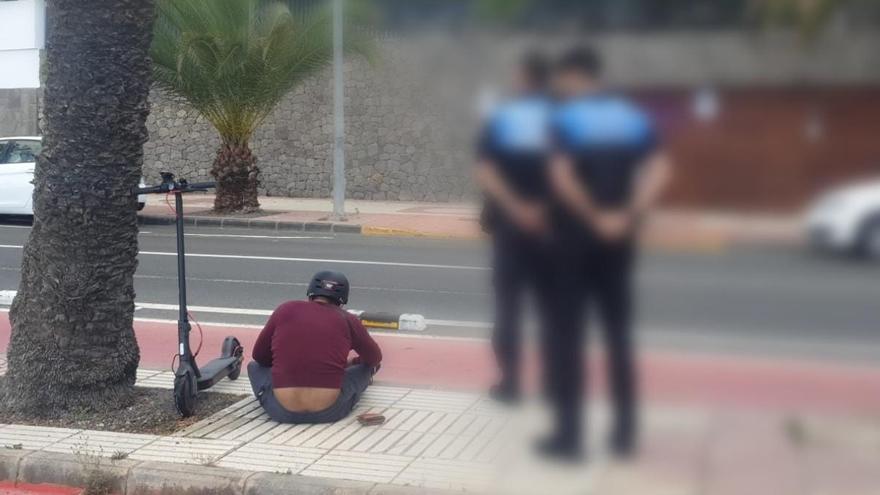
[307,270,350,305]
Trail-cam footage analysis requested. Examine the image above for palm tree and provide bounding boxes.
[151,0,371,213]
[753,0,854,39]
[3,0,155,413]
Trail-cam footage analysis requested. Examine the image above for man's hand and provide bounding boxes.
[511,202,547,236]
[476,161,548,237]
[592,210,633,242]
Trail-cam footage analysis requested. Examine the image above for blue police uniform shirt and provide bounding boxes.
[552,93,658,207]
[478,95,552,200]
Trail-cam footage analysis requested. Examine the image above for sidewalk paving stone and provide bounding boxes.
[216,442,325,474]
[41,430,157,458]
[0,425,79,451]
[127,436,241,465]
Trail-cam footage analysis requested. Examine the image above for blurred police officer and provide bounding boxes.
[475,52,554,403]
[542,46,671,460]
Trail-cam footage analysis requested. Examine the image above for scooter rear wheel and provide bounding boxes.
[222,336,245,381]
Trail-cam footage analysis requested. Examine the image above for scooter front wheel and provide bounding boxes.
[174,367,198,417]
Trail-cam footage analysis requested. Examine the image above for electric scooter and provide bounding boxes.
[135,172,244,417]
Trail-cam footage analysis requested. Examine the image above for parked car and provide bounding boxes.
[805,177,880,259]
[0,136,146,215]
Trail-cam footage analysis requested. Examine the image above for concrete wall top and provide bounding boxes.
[0,0,44,89]
[0,0,44,51]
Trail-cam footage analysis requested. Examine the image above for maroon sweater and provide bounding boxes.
[252,300,382,389]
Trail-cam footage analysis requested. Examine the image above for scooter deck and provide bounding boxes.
[197,356,242,390]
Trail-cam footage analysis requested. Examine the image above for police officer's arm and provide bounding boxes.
[475,112,545,234]
[631,151,672,215]
[550,153,632,240]
[475,160,543,230]
[549,153,599,225]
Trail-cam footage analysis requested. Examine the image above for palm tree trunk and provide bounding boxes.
[212,142,261,213]
[3,0,155,414]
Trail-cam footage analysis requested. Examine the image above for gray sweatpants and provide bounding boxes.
[247,361,373,424]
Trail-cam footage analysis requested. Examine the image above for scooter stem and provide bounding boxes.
[175,191,194,368]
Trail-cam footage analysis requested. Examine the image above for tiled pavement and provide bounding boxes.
[1,366,530,492]
[0,365,673,493]
[3,362,880,494]
[129,370,534,491]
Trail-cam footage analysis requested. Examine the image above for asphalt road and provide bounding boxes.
[1,221,879,361]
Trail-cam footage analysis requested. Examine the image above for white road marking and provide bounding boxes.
[0,244,487,270]
[137,302,273,316]
[143,233,335,240]
[133,274,489,297]
[423,318,492,329]
[135,302,490,328]
[0,307,486,343]
[138,250,487,271]
[132,316,486,342]
[0,226,330,240]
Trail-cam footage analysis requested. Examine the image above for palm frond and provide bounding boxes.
[750,0,851,39]
[151,0,374,145]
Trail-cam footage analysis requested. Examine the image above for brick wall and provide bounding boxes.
[641,88,880,211]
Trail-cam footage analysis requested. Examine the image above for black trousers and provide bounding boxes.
[547,240,637,446]
[490,228,556,392]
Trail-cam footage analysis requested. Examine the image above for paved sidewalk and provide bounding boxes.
[2,358,879,494]
[140,195,802,249]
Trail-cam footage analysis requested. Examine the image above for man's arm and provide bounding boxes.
[630,150,672,216]
[475,160,544,234]
[252,310,278,367]
[549,153,599,225]
[348,316,382,367]
[549,152,646,242]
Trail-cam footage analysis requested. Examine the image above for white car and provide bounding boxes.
[805,178,880,259]
[0,136,146,215]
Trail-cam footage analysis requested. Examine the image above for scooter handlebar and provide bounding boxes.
[133,181,216,195]
[185,182,216,191]
[134,185,167,195]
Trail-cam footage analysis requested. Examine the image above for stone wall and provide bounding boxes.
[144,36,479,201]
[0,88,40,136]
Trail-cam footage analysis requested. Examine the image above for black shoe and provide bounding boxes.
[608,431,637,460]
[489,383,520,405]
[534,434,584,462]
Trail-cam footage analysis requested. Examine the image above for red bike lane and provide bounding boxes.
[0,482,81,495]
[2,311,880,414]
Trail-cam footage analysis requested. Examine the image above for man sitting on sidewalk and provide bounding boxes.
[248,271,382,423]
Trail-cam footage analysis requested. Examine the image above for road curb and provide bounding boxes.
[0,449,452,495]
[138,214,363,235]
[137,214,478,239]
[361,226,480,240]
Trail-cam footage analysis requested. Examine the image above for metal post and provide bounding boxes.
[331,0,346,220]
